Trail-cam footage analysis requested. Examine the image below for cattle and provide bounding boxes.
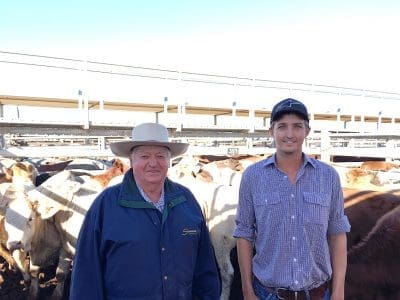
[360,160,400,172]
[343,188,400,248]
[341,188,400,299]
[345,205,400,300]
[169,155,253,299]
[169,154,267,300]
[64,158,111,171]
[170,155,263,187]
[34,157,130,187]
[169,155,201,179]
[196,154,233,164]
[89,158,130,187]
[345,168,379,186]
[206,185,239,300]
[195,154,265,165]
[6,153,400,300]
[0,158,17,170]
[0,161,38,280]
[340,166,400,191]
[332,165,385,191]
[194,158,243,186]
[174,175,239,300]
[19,158,129,299]
[0,205,16,268]
[0,167,13,184]
[36,159,73,173]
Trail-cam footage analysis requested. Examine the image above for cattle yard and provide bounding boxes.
[1,52,400,299]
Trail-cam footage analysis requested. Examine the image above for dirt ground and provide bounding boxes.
[0,256,70,300]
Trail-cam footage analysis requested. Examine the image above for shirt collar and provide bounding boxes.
[136,181,165,212]
[263,153,316,169]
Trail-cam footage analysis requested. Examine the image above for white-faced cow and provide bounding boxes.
[10,158,128,299]
[0,161,38,282]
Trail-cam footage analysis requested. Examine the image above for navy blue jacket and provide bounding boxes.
[70,170,221,299]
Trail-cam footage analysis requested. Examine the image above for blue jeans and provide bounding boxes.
[253,278,330,300]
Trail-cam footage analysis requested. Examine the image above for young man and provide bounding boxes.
[234,98,350,300]
[70,122,221,299]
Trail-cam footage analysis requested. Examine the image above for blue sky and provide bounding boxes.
[2,0,400,92]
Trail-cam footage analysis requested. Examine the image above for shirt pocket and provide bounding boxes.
[253,192,283,224]
[254,191,281,206]
[303,192,330,225]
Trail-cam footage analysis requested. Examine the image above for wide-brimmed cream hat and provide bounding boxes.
[110,123,189,158]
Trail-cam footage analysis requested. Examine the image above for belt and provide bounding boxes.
[255,278,328,300]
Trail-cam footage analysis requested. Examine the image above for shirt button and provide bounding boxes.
[291,194,294,198]
[161,247,166,251]
[164,276,168,280]
[295,280,299,285]
[291,215,295,219]
[292,236,296,240]
[293,258,297,262]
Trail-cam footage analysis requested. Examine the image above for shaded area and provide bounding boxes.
[0,256,70,299]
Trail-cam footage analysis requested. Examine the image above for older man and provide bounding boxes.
[70,122,220,300]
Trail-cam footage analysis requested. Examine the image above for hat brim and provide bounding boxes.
[110,141,189,158]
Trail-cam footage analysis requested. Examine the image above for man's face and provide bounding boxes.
[130,145,170,186]
[269,113,310,156]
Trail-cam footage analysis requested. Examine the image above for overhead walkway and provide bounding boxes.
[1,51,400,160]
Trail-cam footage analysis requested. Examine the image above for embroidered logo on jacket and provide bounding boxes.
[182,228,199,236]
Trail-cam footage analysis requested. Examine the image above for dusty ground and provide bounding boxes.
[0,256,70,299]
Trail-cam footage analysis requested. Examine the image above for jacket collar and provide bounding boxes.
[118,169,186,210]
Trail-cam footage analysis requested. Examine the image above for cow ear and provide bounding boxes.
[5,167,13,177]
[30,200,39,211]
[27,188,58,219]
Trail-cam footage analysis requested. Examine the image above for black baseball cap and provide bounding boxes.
[270,98,309,124]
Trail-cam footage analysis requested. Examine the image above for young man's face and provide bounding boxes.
[269,113,310,156]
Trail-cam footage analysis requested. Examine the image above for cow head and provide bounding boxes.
[0,167,13,183]
[4,188,36,253]
[11,161,38,187]
[112,158,130,174]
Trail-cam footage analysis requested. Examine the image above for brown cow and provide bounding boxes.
[10,161,38,185]
[360,161,400,171]
[345,168,376,185]
[344,188,400,248]
[0,168,13,184]
[89,158,130,188]
[346,205,400,300]
[343,188,400,299]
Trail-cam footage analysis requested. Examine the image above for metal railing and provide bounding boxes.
[1,50,400,103]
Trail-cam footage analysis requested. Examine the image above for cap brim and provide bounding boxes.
[110,141,189,158]
[271,110,309,123]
